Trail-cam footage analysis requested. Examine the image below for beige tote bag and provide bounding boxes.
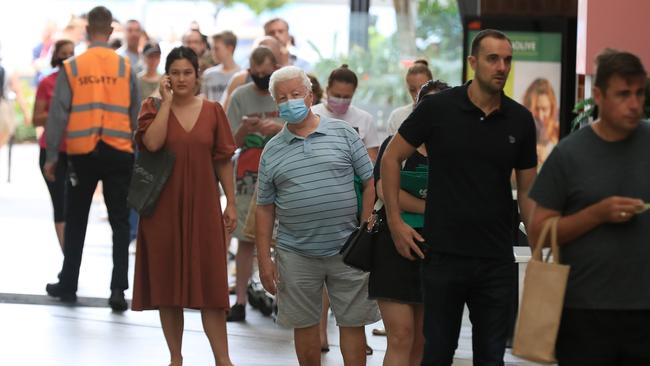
[512,217,570,364]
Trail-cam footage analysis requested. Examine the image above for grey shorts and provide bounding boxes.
[275,248,381,329]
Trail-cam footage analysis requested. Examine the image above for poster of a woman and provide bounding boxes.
[522,78,559,166]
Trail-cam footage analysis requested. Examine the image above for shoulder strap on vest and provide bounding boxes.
[118,56,126,78]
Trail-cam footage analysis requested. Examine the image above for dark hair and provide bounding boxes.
[250,46,277,67]
[417,79,451,104]
[407,59,433,80]
[87,6,113,35]
[202,33,210,50]
[165,46,199,77]
[308,73,323,105]
[142,42,161,56]
[212,31,237,50]
[109,38,122,50]
[327,64,358,89]
[50,39,74,68]
[264,18,289,33]
[470,29,511,56]
[594,49,647,92]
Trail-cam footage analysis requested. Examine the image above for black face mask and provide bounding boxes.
[251,73,271,91]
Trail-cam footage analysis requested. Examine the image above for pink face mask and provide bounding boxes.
[327,96,352,115]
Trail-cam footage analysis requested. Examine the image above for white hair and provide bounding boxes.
[269,65,312,101]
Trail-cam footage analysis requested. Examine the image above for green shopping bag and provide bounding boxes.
[399,169,428,228]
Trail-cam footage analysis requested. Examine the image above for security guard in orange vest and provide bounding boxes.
[43,6,140,311]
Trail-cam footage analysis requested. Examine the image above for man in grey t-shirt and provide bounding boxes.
[529,50,650,365]
[225,46,283,322]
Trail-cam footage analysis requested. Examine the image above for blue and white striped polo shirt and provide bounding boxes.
[257,116,373,257]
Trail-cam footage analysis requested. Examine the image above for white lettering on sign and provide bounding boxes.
[512,41,536,52]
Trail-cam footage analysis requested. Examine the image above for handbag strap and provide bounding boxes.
[372,152,405,213]
[547,217,561,264]
[532,216,561,263]
[152,97,162,111]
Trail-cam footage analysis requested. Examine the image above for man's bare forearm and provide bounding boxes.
[255,204,276,261]
[517,192,535,230]
[381,155,403,224]
[360,178,375,221]
[376,180,424,214]
[530,204,602,247]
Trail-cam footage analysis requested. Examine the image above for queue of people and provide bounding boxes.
[28,4,650,366]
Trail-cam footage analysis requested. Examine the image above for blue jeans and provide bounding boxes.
[420,253,514,366]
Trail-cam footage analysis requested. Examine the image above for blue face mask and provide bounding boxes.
[278,98,309,124]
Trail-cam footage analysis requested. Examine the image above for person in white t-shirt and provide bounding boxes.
[201,31,240,103]
[311,64,379,161]
[311,65,378,356]
[386,59,434,135]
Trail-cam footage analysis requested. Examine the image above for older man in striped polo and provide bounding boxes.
[256,65,380,366]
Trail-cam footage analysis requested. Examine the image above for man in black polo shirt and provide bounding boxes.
[381,29,537,365]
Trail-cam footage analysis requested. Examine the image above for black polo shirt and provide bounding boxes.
[397,82,537,260]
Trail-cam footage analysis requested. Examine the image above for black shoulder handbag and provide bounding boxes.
[127,98,176,217]
[340,201,385,272]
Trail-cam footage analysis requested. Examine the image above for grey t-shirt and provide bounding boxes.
[137,72,160,102]
[226,82,278,134]
[201,64,240,103]
[529,122,650,310]
[226,82,279,194]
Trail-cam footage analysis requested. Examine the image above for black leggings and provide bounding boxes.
[39,148,68,223]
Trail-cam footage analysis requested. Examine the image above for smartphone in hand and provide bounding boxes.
[242,114,262,133]
[160,74,173,99]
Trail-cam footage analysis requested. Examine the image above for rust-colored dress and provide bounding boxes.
[132,98,236,311]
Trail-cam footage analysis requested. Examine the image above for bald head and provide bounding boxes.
[253,36,288,66]
[183,29,206,56]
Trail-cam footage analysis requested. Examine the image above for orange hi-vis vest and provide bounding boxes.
[63,46,133,155]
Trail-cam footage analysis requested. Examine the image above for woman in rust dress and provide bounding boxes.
[132,46,237,366]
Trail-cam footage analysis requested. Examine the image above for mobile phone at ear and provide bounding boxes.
[164,74,173,94]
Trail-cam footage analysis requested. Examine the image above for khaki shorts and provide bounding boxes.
[242,188,277,244]
[242,189,257,241]
[275,248,381,329]
[232,192,253,242]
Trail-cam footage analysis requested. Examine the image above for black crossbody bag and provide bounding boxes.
[127,98,176,217]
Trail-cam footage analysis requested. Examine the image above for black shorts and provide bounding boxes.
[368,228,423,304]
[39,149,68,223]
